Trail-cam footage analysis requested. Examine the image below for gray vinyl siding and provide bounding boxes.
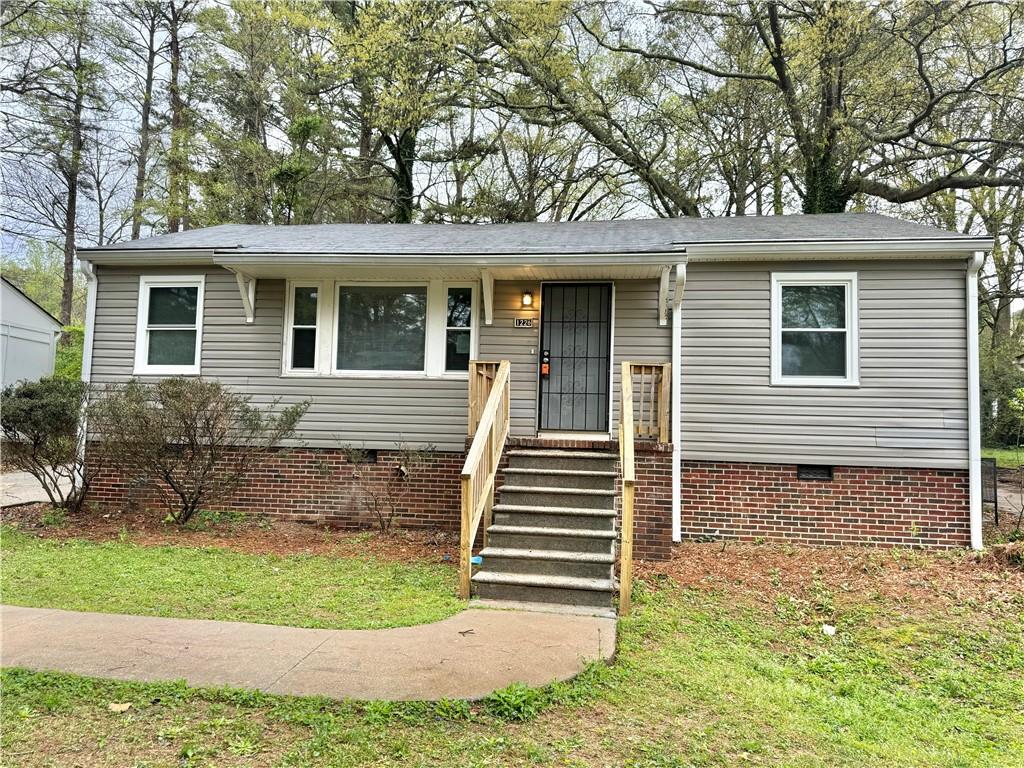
[477,279,672,437]
[91,266,469,450]
[680,260,968,469]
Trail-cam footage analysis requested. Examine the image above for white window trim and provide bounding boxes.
[133,274,205,376]
[282,279,477,379]
[770,271,859,387]
[282,281,324,374]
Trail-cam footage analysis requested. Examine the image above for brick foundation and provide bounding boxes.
[681,461,970,548]
[86,445,972,555]
[87,447,465,531]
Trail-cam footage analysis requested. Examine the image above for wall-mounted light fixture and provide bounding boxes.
[521,290,534,307]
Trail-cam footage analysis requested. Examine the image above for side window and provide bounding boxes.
[771,273,858,386]
[134,276,204,374]
[288,285,319,371]
[445,286,472,372]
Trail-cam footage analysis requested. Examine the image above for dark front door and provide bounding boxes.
[538,283,612,432]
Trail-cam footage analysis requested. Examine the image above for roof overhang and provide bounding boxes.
[683,237,992,261]
[79,235,992,271]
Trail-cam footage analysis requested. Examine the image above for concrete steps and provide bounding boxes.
[473,447,619,610]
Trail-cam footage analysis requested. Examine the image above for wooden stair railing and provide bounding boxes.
[459,360,511,599]
[618,361,671,616]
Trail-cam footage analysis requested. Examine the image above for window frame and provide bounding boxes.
[133,274,205,376]
[281,279,476,379]
[770,271,859,387]
[282,281,323,374]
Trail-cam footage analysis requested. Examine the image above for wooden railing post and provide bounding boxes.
[459,360,511,600]
[619,361,636,616]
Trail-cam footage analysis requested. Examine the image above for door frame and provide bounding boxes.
[535,280,616,437]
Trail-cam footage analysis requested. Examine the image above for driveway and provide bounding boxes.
[0,605,616,701]
[0,471,69,507]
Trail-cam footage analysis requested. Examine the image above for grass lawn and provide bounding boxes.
[983,446,1022,469]
[2,531,1022,767]
[0,526,463,630]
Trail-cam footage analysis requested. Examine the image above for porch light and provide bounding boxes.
[521,290,533,307]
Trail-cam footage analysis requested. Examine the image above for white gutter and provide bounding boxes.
[966,251,985,550]
[671,261,687,542]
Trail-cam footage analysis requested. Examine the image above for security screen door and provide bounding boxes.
[538,283,612,432]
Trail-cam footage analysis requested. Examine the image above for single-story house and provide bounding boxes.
[1,276,62,388]
[79,213,990,606]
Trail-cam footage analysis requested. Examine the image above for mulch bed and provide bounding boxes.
[1,503,458,564]
[638,539,1024,615]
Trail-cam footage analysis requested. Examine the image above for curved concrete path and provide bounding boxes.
[0,605,615,701]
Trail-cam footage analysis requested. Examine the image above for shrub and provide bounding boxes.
[53,326,84,381]
[341,443,435,533]
[0,378,95,513]
[89,378,308,524]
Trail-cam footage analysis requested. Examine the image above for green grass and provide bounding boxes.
[983,446,1022,469]
[2,567,1022,766]
[0,526,463,630]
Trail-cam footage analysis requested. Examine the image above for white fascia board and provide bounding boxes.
[684,237,993,261]
[78,248,217,266]
[212,250,688,268]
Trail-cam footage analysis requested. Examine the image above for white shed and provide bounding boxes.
[1,277,62,388]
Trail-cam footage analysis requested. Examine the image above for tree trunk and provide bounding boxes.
[166,3,187,233]
[131,17,158,240]
[60,48,86,329]
[392,129,416,224]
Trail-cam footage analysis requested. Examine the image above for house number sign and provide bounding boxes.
[514,317,534,328]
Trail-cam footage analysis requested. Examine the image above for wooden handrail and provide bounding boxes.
[618,361,636,616]
[467,361,502,436]
[459,359,511,599]
[617,361,670,616]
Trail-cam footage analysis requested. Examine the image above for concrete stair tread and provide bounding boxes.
[479,547,615,563]
[505,468,617,478]
[497,485,615,496]
[508,449,618,459]
[472,571,615,593]
[493,503,615,518]
[487,524,616,539]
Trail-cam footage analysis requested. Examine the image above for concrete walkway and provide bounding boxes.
[0,605,616,701]
[0,471,69,507]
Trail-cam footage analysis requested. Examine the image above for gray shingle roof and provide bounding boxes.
[83,213,977,256]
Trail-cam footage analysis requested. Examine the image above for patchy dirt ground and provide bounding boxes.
[639,538,1024,618]
[1,503,458,564]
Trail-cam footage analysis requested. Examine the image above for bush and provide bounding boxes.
[53,326,84,381]
[89,378,308,524]
[0,378,95,513]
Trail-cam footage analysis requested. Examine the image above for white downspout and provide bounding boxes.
[76,259,99,482]
[671,261,687,542]
[80,259,97,386]
[966,251,985,550]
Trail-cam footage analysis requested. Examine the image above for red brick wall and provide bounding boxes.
[87,447,465,531]
[681,461,970,548]
[87,444,972,552]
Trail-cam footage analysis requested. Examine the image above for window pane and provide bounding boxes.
[293,287,318,326]
[781,285,845,329]
[781,331,847,377]
[291,328,316,369]
[147,329,196,365]
[148,286,198,325]
[447,287,472,328]
[337,286,426,371]
[446,329,471,371]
